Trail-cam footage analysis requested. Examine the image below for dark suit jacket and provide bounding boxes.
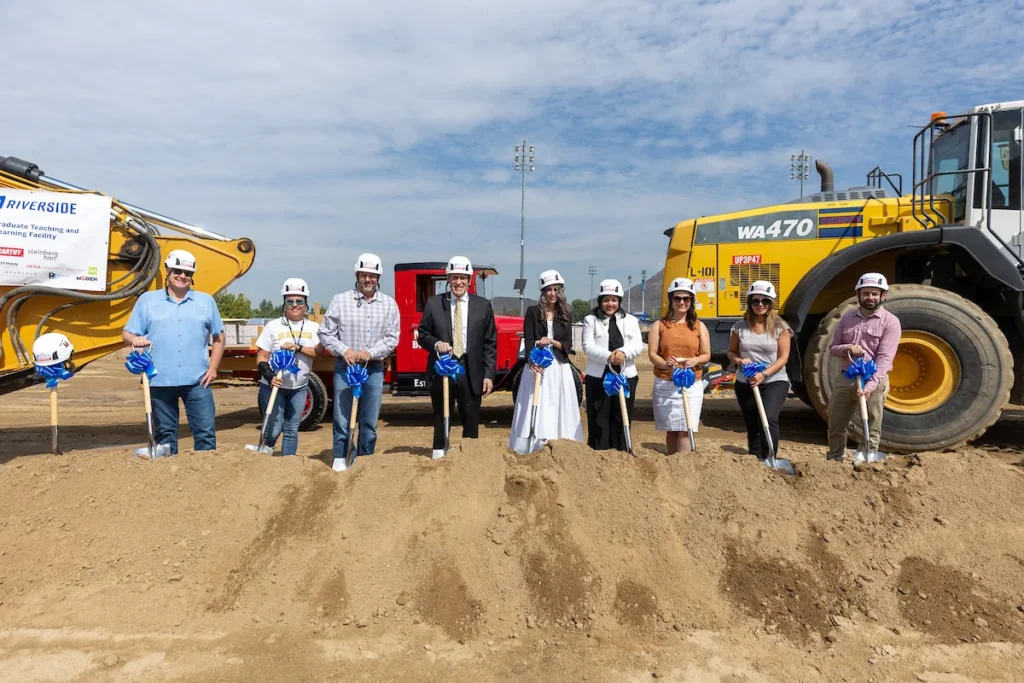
[418,292,497,395]
[523,305,573,364]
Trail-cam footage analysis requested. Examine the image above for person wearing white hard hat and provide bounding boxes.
[581,278,644,451]
[253,278,321,456]
[122,249,225,454]
[648,277,711,454]
[727,280,792,461]
[417,255,497,458]
[318,253,400,464]
[825,272,902,461]
[508,270,584,449]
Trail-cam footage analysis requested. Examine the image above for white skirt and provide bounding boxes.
[652,376,706,432]
[508,359,584,447]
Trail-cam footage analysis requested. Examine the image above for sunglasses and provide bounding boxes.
[749,298,772,306]
[168,268,193,277]
[284,298,306,306]
[671,295,692,303]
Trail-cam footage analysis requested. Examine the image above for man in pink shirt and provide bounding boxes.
[826,272,902,461]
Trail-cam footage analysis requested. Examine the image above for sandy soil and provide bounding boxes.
[1,355,1024,682]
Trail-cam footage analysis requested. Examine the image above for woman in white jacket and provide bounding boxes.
[581,279,644,451]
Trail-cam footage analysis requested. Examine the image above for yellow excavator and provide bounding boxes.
[0,155,255,395]
[662,101,1024,452]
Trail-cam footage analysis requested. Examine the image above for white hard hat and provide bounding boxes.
[32,332,74,366]
[539,270,565,290]
[446,256,473,276]
[354,253,383,276]
[856,272,889,291]
[164,249,197,272]
[667,277,696,296]
[597,279,624,299]
[747,280,777,300]
[281,278,310,298]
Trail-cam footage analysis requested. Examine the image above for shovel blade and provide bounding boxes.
[764,455,795,476]
[853,449,886,466]
[513,434,546,455]
[135,443,172,459]
[245,443,274,455]
[332,456,348,472]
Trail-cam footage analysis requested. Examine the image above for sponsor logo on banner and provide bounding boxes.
[76,275,98,282]
[732,254,762,265]
[0,246,24,257]
[88,266,98,275]
[49,272,57,279]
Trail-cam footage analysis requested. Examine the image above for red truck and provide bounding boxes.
[219,261,581,430]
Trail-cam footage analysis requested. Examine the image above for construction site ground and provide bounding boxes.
[2,353,1024,682]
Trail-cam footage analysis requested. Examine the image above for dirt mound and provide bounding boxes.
[2,435,1024,680]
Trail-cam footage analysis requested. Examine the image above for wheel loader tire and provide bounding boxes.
[299,372,329,432]
[803,284,1013,452]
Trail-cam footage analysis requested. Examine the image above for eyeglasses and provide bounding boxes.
[284,298,306,306]
[749,298,772,306]
[168,269,193,277]
[671,295,692,303]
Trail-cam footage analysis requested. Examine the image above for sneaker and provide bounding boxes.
[432,449,446,460]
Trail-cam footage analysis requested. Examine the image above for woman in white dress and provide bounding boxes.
[508,270,583,449]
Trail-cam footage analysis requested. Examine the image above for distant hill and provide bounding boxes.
[583,269,665,317]
[491,296,537,316]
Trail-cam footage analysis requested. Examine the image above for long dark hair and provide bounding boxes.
[661,295,698,330]
[592,295,625,320]
[537,285,571,325]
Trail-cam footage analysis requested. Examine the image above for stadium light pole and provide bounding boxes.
[515,141,535,316]
[627,275,633,313]
[588,265,596,302]
[790,151,811,197]
[640,269,647,315]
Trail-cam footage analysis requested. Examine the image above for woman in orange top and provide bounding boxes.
[647,278,711,454]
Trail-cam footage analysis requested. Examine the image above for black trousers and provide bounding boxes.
[734,381,789,459]
[585,374,639,452]
[430,372,481,449]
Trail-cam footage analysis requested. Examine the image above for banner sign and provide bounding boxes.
[0,189,112,292]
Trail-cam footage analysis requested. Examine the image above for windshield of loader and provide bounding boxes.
[930,121,970,222]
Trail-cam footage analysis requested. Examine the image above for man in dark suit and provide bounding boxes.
[417,255,498,459]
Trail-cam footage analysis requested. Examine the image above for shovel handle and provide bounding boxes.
[350,396,360,431]
[531,369,543,407]
[141,372,153,415]
[618,387,629,428]
[49,386,58,427]
[856,377,870,420]
[752,384,776,457]
[443,375,450,418]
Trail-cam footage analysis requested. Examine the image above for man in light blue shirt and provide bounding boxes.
[122,249,225,455]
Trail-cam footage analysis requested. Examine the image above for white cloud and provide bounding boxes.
[3,0,1023,307]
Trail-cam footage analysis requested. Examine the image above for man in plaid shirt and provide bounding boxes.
[318,253,400,468]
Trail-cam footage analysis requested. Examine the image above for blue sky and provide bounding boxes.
[4,0,1023,307]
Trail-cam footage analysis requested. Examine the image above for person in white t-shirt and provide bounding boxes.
[255,278,321,455]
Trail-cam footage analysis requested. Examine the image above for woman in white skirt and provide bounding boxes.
[647,278,711,454]
[508,270,583,449]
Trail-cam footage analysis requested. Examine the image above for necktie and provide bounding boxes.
[453,298,465,357]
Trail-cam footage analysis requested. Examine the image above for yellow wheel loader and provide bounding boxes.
[0,155,255,395]
[662,102,1024,452]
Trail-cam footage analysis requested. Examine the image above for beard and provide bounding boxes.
[860,298,879,310]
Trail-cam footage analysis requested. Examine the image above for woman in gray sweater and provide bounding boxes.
[726,281,792,460]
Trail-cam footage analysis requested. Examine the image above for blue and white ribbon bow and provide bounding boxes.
[345,363,370,399]
[672,366,696,393]
[742,361,768,380]
[124,349,158,379]
[843,357,877,382]
[529,346,555,369]
[36,363,73,389]
[270,349,301,375]
[602,371,630,398]
[434,353,464,380]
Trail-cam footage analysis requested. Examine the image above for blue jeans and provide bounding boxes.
[332,361,384,460]
[257,383,307,456]
[150,383,216,455]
